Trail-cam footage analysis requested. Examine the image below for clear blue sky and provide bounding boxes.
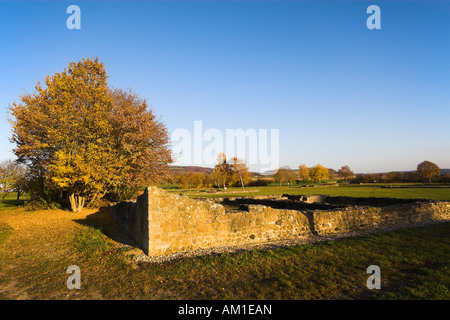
[1,1,449,173]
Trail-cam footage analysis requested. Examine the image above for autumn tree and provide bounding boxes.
[202,173,213,188]
[338,165,354,183]
[387,171,403,183]
[417,161,440,183]
[0,160,28,201]
[180,172,195,189]
[298,164,309,182]
[309,164,329,182]
[108,88,171,199]
[179,172,210,189]
[230,157,251,188]
[285,169,297,187]
[274,168,295,186]
[8,57,118,211]
[274,168,287,186]
[213,153,234,189]
[8,58,171,211]
[193,173,205,189]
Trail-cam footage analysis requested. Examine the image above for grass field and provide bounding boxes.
[0,193,27,211]
[0,185,449,300]
[172,184,450,201]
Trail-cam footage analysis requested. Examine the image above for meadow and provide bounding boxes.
[0,192,26,211]
[170,183,450,201]
[0,184,449,300]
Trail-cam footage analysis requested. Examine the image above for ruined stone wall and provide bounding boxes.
[146,187,313,256]
[110,187,313,256]
[109,187,450,257]
[222,197,341,210]
[284,194,431,207]
[313,202,450,235]
[108,196,149,254]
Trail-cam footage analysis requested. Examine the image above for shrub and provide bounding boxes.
[248,179,269,187]
[24,198,61,211]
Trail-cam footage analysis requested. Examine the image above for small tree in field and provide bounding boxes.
[309,164,329,182]
[274,168,296,186]
[417,161,440,183]
[213,153,234,189]
[338,165,354,183]
[274,168,287,186]
[285,169,297,187]
[0,160,28,201]
[298,164,309,182]
[230,157,250,188]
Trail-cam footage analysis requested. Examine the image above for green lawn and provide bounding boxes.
[0,192,28,211]
[169,184,450,201]
[0,206,448,299]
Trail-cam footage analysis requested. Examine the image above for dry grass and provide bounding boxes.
[0,204,449,300]
[0,208,114,299]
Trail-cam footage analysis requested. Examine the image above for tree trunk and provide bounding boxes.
[69,193,85,212]
[15,188,24,202]
[238,172,245,188]
[86,191,107,209]
[86,193,98,209]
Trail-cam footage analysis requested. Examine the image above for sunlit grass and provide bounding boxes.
[172,185,450,201]
[0,205,448,300]
[0,192,29,211]
[0,185,448,300]
[0,222,13,246]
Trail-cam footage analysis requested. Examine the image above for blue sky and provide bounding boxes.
[1,1,449,173]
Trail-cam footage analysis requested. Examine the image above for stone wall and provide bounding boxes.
[283,194,431,207]
[110,187,313,256]
[109,187,450,257]
[108,196,149,254]
[222,197,342,210]
[313,202,450,234]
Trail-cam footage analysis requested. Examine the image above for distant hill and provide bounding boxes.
[169,165,262,177]
[262,167,338,176]
[169,166,213,175]
[354,169,450,175]
[169,166,450,176]
[261,166,292,176]
[261,169,278,176]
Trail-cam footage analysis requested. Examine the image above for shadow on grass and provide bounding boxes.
[0,222,14,245]
[72,207,139,250]
[0,199,26,208]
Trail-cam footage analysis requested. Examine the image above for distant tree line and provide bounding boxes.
[270,160,447,186]
[164,160,447,190]
[168,153,253,189]
[273,164,350,186]
[350,161,446,184]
